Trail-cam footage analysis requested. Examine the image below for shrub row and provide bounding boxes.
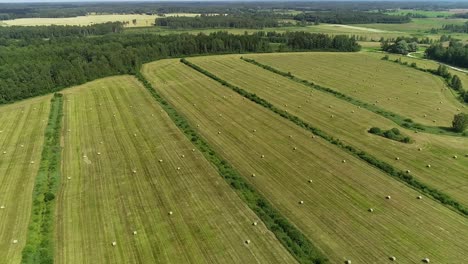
[182,58,468,217]
[242,57,464,137]
[22,93,64,264]
[135,71,328,264]
[368,127,413,143]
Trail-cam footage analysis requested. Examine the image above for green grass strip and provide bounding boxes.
[135,72,328,264]
[181,58,468,217]
[241,57,464,137]
[22,93,63,264]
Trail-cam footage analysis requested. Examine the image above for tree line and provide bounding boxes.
[294,11,411,24]
[155,14,279,29]
[0,31,359,104]
[425,41,468,68]
[0,22,123,41]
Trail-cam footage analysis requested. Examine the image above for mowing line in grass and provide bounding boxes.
[21,93,63,264]
[241,57,465,137]
[181,58,468,217]
[135,72,328,264]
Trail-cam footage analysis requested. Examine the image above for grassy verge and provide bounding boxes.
[135,72,327,264]
[181,58,468,217]
[21,93,63,264]
[241,57,465,137]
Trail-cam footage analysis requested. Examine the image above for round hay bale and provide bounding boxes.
[418,148,422,151]
[251,173,256,177]
[426,164,431,168]
[197,124,200,127]
[133,231,137,235]
[111,241,117,246]
[245,240,251,244]
[261,155,265,158]
[389,256,396,261]
[97,152,101,155]
[30,161,35,164]
[12,240,18,244]
[159,159,163,163]
[83,155,87,158]
[177,167,181,170]
[293,147,297,151]
[181,154,185,158]
[20,145,24,148]
[345,260,352,264]
[252,221,258,226]
[0,205,5,209]
[417,196,422,199]
[308,179,313,183]
[252,129,256,132]
[406,170,410,173]
[368,208,374,212]
[67,177,71,180]
[342,160,346,163]
[2,151,6,154]
[395,157,400,160]
[386,196,391,200]
[169,211,173,215]
[330,115,334,118]
[299,201,304,205]
[289,135,293,138]
[217,131,221,135]
[453,155,457,159]
[192,149,196,152]
[132,170,137,174]
[422,258,430,263]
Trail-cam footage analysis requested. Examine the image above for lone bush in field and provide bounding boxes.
[369,127,412,143]
[452,113,468,132]
[451,75,463,91]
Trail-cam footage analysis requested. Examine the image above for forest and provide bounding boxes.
[0,22,123,40]
[155,14,279,29]
[0,31,359,104]
[425,41,468,68]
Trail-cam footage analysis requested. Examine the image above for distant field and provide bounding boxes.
[385,10,454,18]
[355,18,468,32]
[143,58,468,263]
[124,24,407,41]
[246,52,465,127]
[0,13,199,27]
[189,54,468,207]
[55,76,294,263]
[0,96,51,263]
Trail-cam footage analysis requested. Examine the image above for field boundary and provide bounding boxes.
[241,57,465,137]
[21,93,64,264]
[135,72,328,264]
[181,58,468,217]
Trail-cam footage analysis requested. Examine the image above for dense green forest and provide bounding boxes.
[0,22,123,40]
[441,22,468,33]
[294,11,411,24]
[0,31,358,104]
[425,41,468,68]
[155,14,279,29]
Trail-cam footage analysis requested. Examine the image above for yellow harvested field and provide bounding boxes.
[247,52,466,127]
[1,13,199,27]
[0,96,51,263]
[190,54,468,206]
[55,75,294,263]
[143,59,468,263]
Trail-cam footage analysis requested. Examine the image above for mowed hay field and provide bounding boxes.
[55,76,295,263]
[189,55,468,206]
[247,52,466,127]
[143,59,468,263]
[0,13,199,27]
[0,96,51,263]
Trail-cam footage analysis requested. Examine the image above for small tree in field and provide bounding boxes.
[464,91,468,103]
[452,113,468,132]
[451,75,463,91]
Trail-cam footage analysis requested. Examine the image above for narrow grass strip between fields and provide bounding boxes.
[181,58,468,217]
[21,93,63,264]
[241,57,463,137]
[135,72,328,264]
